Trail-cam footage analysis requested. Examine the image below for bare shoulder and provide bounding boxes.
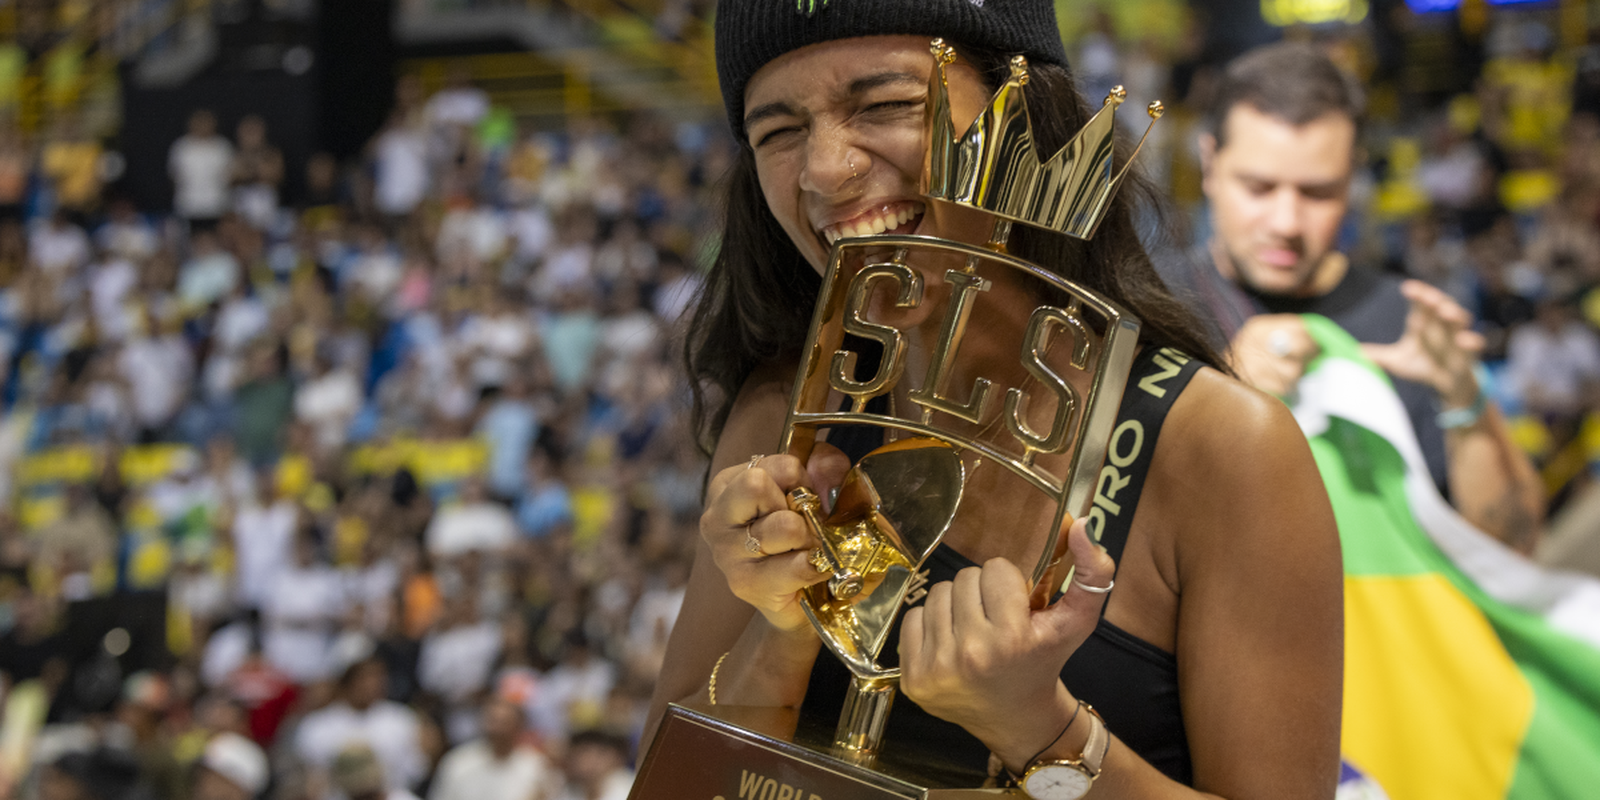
[1139,365,1336,571]
[1155,365,1320,485]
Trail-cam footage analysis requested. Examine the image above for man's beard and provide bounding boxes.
[1216,240,1318,299]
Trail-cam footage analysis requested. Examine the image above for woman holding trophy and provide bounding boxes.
[647,2,1343,798]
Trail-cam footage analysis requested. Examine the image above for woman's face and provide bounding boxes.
[742,35,996,273]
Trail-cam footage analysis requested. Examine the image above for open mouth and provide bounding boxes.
[821,202,925,246]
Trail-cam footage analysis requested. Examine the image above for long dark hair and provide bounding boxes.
[685,45,1229,455]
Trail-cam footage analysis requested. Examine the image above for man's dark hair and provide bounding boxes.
[1205,42,1366,148]
[336,654,385,691]
[569,728,631,758]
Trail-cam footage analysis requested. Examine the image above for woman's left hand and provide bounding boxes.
[898,516,1115,766]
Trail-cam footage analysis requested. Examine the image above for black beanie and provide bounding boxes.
[715,0,1069,140]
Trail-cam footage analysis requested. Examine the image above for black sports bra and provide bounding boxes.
[800,346,1203,786]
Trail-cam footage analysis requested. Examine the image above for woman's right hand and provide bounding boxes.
[700,447,849,633]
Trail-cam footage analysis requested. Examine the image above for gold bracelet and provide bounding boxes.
[708,651,730,705]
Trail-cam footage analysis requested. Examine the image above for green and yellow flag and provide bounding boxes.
[1294,316,1600,800]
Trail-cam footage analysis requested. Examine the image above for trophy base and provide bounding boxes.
[629,703,1020,799]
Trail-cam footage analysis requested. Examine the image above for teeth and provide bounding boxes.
[822,204,923,245]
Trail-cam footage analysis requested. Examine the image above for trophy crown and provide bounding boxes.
[921,41,1163,240]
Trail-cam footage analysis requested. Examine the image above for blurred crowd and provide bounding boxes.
[1,2,1600,800]
[0,64,719,800]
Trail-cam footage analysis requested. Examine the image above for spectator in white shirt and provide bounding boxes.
[417,593,502,708]
[295,657,428,797]
[456,292,534,392]
[425,68,490,130]
[231,470,299,611]
[429,698,556,800]
[95,199,159,262]
[230,114,284,231]
[345,223,405,307]
[531,633,615,745]
[263,534,347,684]
[170,109,235,230]
[424,476,517,558]
[624,558,687,683]
[1507,296,1600,422]
[373,113,429,222]
[436,195,509,268]
[295,351,364,456]
[88,253,138,342]
[553,730,633,800]
[342,531,401,635]
[29,210,91,275]
[178,230,242,309]
[508,200,555,272]
[531,212,597,299]
[118,307,195,437]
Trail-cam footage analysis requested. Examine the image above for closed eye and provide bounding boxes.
[1298,183,1344,201]
[860,98,924,120]
[1240,179,1276,197]
[754,125,804,148]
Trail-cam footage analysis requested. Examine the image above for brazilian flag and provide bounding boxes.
[1295,317,1600,800]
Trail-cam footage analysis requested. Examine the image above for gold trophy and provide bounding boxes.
[633,40,1161,799]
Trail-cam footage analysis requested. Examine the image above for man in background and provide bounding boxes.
[294,658,427,798]
[553,730,630,800]
[429,697,555,800]
[1167,41,1600,800]
[1174,41,1544,551]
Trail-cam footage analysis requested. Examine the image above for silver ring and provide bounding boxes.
[1072,577,1114,594]
[1268,330,1293,358]
[744,525,763,555]
[745,454,763,470]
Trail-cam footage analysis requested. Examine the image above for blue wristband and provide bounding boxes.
[1436,364,1491,430]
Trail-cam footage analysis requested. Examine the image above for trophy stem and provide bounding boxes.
[833,675,897,763]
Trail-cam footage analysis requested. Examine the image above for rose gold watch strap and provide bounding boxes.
[1081,705,1108,777]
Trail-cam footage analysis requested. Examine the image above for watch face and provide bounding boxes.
[1022,764,1093,800]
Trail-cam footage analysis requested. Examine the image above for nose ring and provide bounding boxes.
[848,156,859,180]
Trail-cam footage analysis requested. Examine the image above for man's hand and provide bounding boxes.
[1361,280,1545,550]
[1361,280,1486,410]
[1228,315,1319,398]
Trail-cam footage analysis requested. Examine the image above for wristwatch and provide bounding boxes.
[1018,704,1109,800]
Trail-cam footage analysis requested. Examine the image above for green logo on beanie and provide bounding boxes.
[797,0,828,14]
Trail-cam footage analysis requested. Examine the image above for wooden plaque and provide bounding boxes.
[630,704,1015,800]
